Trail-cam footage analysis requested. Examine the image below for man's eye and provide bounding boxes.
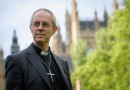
[33,22,39,27]
[42,23,50,27]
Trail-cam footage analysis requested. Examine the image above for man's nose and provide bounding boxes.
[38,23,43,29]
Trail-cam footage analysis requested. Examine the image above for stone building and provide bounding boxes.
[0,48,5,90]
[11,29,20,54]
[51,0,119,71]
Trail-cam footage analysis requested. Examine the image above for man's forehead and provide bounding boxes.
[34,10,51,17]
[32,11,52,23]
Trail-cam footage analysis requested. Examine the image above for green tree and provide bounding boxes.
[108,2,130,89]
[77,29,113,90]
[70,38,87,88]
[70,38,87,68]
[71,0,130,89]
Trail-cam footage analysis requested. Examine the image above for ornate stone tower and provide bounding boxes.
[65,9,72,46]
[94,10,100,31]
[0,48,3,60]
[71,0,80,44]
[0,48,5,90]
[113,0,119,13]
[11,29,20,54]
[65,8,72,56]
[104,7,108,27]
[51,26,64,56]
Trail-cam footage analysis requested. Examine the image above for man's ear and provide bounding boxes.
[53,26,57,34]
[30,25,32,33]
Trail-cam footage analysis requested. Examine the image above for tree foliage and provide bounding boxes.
[70,38,87,87]
[71,0,130,89]
[70,38,87,69]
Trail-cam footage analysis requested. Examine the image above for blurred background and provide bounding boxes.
[1,0,130,90]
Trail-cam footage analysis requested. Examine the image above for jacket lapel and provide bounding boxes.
[52,53,71,90]
[26,45,53,90]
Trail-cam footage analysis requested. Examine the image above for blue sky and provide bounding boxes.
[0,0,123,59]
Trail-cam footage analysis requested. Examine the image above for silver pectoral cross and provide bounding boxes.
[47,69,55,82]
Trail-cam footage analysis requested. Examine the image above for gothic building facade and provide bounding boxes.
[65,0,118,50]
[51,0,119,71]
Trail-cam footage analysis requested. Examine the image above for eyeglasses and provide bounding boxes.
[31,21,52,28]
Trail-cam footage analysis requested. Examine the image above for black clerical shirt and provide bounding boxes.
[31,43,66,90]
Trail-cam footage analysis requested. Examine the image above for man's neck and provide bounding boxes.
[33,42,49,51]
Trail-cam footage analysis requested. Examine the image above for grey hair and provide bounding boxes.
[30,8,57,27]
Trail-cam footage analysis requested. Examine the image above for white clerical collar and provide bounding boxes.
[40,51,49,56]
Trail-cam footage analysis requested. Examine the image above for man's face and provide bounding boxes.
[30,10,57,44]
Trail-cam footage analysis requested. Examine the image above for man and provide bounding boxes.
[5,8,72,90]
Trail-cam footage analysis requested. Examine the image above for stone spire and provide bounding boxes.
[113,0,118,13]
[71,0,80,44]
[51,25,64,56]
[94,10,100,30]
[0,47,3,60]
[65,8,72,45]
[11,29,20,54]
[104,6,108,27]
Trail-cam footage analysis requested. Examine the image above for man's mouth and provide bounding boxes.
[36,34,45,36]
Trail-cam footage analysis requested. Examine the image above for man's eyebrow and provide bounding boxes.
[42,21,49,23]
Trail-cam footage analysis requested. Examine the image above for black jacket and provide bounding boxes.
[5,44,72,90]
